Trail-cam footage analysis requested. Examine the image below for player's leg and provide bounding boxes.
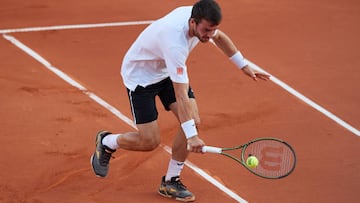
[158,80,198,202]
[91,82,162,177]
[116,121,160,151]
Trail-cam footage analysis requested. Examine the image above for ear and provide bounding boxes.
[189,18,196,26]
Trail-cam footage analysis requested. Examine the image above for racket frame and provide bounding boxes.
[205,137,297,179]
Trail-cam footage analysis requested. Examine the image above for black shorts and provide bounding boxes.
[127,77,195,124]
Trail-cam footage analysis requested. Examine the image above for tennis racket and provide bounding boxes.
[202,137,296,179]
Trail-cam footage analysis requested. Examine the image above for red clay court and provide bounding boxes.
[1,0,359,202]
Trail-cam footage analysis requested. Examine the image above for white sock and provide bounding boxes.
[102,134,120,150]
[165,159,184,181]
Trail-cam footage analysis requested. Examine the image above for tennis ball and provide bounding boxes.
[246,156,259,168]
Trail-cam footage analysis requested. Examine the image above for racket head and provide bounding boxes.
[240,137,296,179]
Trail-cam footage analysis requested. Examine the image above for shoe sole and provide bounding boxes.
[90,130,111,178]
[90,153,106,178]
[158,190,195,202]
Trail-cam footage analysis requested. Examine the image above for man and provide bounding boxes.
[91,0,270,202]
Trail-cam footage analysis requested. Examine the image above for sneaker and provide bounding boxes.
[158,176,195,202]
[90,130,116,177]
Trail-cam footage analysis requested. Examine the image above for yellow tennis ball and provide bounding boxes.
[246,156,259,168]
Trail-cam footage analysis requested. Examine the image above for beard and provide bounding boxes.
[194,31,210,43]
[199,36,210,42]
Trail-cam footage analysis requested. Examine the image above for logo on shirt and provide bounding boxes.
[176,67,184,75]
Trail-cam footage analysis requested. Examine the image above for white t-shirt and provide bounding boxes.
[121,6,200,91]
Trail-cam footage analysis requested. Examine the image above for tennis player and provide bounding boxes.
[91,0,270,201]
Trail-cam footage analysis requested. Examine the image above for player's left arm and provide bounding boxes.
[211,30,270,81]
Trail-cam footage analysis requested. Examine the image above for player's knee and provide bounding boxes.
[140,134,160,151]
[142,137,160,151]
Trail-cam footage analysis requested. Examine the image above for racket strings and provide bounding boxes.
[243,140,296,178]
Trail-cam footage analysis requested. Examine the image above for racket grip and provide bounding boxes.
[202,146,222,153]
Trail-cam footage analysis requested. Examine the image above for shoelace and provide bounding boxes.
[171,177,187,190]
[100,149,114,165]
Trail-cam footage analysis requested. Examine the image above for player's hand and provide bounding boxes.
[187,136,205,153]
[242,65,270,81]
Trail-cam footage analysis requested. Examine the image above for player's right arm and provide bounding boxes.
[160,28,205,152]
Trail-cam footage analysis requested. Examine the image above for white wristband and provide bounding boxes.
[230,51,248,69]
[181,119,198,139]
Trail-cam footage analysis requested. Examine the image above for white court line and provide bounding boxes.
[245,60,360,136]
[3,34,248,203]
[207,39,359,137]
[0,21,154,34]
[2,34,136,129]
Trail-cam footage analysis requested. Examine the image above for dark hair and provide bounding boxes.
[191,0,222,25]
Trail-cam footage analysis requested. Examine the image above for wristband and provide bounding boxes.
[230,51,248,69]
[181,119,198,139]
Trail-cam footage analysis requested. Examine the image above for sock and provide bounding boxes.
[102,134,120,150]
[165,159,184,181]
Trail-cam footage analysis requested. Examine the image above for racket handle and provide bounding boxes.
[202,146,222,153]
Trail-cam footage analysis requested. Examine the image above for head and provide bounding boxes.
[189,0,222,42]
